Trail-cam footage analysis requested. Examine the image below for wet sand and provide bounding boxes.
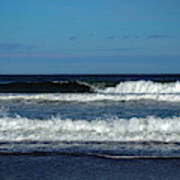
[0,154,180,180]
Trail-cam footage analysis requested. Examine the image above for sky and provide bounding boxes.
[0,0,180,74]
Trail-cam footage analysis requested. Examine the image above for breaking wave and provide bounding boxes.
[0,114,180,142]
[98,80,180,94]
[1,80,180,94]
[0,81,180,102]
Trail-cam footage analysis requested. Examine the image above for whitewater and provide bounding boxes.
[0,75,180,156]
[1,81,180,102]
[0,114,180,142]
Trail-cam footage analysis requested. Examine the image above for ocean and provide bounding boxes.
[0,74,180,179]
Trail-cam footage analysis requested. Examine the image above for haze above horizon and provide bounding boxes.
[0,0,180,74]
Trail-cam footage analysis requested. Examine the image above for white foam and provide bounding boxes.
[1,81,180,102]
[0,93,180,102]
[0,115,180,142]
[98,81,180,94]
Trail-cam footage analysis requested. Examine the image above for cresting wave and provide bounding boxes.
[0,81,180,102]
[0,80,180,94]
[97,80,180,94]
[0,115,180,142]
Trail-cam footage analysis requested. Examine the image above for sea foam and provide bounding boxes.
[0,114,180,142]
[98,80,180,94]
[0,81,180,102]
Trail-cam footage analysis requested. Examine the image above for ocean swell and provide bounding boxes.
[0,81,94,93]
[1,80,180,94]
[0,81,180,102]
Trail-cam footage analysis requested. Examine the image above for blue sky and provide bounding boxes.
[0,0,180,74]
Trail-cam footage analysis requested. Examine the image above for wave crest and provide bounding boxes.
[98,81,180,94]
[1,81,180,102]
